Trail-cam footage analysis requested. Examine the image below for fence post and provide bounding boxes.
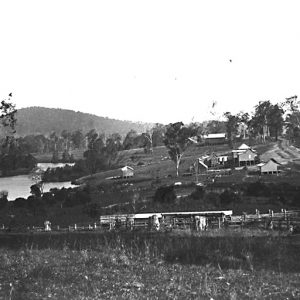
[57,225,60,231]
[218,217,221,229]
[269,210,273,219]
[256,209,260,218]
[74,224,77,231]
[94,223,97,230]
[284,209,287,221]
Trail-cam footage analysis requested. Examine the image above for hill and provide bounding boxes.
[15,107,153,137]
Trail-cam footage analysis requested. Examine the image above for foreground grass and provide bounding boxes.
[0,231,299,299]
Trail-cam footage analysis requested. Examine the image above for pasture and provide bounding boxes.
[0,230,299,299]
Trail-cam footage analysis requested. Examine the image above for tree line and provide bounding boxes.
[1,94,300,179]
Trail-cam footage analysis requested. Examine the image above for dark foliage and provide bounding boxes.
[153,185,176,203]
[220,189,241,206]
[190,186,205,200]
[42,161,87,182]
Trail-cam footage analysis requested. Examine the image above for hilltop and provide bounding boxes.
[15,107,153,137]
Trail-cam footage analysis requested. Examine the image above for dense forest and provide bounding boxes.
[14,107,153,137]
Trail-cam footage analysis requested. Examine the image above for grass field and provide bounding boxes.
[0,230,299,299]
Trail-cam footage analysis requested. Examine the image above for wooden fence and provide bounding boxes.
[1,209,299,233]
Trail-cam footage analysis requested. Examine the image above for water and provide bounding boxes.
[0,175,77,200]
[37,162,75,171]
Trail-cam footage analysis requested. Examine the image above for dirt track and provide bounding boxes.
[260,139,300,164]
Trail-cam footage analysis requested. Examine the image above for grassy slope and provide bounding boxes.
[0,231,299,299]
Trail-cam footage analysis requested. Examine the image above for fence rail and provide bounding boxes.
[1,209,300,233]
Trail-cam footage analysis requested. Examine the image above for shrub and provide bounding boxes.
[153,186,176,203]
[220,189,240,206]
[190,186,205,200]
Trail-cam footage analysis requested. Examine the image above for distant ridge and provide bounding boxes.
[15,107,153,137]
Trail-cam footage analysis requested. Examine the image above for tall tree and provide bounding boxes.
[237,112,250,139]
[123,129,138,150]
[268,104,284,140]
[0,93,17,148]
[71,130,84,149]
[152,123,166,147]
[142,129,154,153]
[83,131,106,174]
[223,112,240,147]
[249,101,284,141]
[164,122,192,177]
[282,95,300,141]
[104,133,122,167]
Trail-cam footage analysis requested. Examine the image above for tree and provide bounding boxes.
[249,101,283,141]
[152,123,166,147]
[61,130,72,151]
[282,95,300,141]
[83,131,106,174]
[164,122,192,177]
[0,94,17,149]
[142,129,154,153]
[268,104,284,140]
[237,112,250,139]
[123,129,138,150]
[104,133,122,167]
[205,120,226,134]
[223,112,240,147]
[71,130,84,149]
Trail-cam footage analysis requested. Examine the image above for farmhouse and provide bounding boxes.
[203,133,226,145]
[237,149,258,166]
[231,144,258,166]
[121,166,134,178]
[257,159,281,174]
[105,166,134,180]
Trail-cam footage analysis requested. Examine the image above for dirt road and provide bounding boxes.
[260,138,300,164]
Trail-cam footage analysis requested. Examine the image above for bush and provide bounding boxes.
[245,181,271,197]
[13,197,27,208]
[153,186,176,203]
[220,189,241,206]
[190,186,205,200]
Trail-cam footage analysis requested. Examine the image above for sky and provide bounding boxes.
[0,0,299,124]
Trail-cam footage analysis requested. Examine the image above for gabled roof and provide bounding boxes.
[269,158,281,165]
[238,143,250,150]
[121,166,134,171]
[198,159,208,169]
[258,158,281,167]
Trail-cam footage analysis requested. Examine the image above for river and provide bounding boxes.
[0,163,77,200]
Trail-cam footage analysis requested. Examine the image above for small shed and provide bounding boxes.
[238,149,257,166]
[258,159,280,174]
[121,166,134,178]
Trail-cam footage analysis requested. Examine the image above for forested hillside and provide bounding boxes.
[15,107,152,137]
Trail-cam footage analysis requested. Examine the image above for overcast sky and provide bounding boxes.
[0,0,299,124]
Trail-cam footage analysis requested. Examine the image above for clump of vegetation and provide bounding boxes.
[153,185,176,203]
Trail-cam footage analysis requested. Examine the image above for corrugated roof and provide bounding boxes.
[203,133,226,139]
